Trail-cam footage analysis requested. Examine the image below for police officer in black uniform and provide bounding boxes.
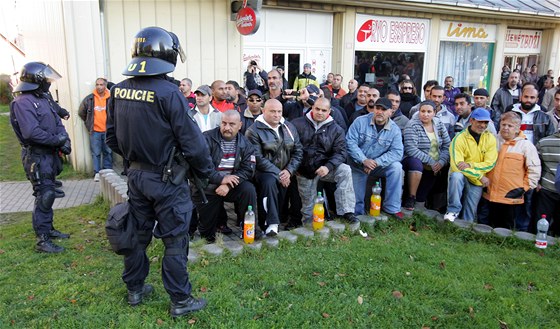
[10,62,72,253]
[106,26,213,317]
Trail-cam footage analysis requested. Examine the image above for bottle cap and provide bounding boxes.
[248,205,252,211]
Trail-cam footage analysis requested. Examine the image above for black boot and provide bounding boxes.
[49,228,70,239]
[170,295,207,318]
[36,234,64,253]
[55,188,65,198]
[128,284,154,306]
[55,180,63,188]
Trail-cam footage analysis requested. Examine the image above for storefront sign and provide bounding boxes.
[354,14,429,52]
[440,21,496,42]
[236,4,260,35]
[504,29,542,54]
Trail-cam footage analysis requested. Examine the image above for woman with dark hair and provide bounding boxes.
[402,101,451,210]
[399,79,421,118]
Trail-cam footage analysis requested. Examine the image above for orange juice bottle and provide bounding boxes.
[370,182,382,217]
[243,205,255,244]
[312,192,325,231]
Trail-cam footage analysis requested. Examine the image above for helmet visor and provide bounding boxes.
[43,65,62,83]
[177,44,186,63]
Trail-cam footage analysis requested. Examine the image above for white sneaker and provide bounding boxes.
[94,173,100,182]
[265,224,278,237]
[443,212,458,222]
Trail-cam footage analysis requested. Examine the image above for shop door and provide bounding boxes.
[271,50,303,89]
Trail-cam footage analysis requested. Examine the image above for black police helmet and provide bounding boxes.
[123,26,186,76]
[13,62,62,92]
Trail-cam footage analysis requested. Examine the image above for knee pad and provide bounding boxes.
[137,230,153,248]
[162,235,187,257]
[38,190,56,212]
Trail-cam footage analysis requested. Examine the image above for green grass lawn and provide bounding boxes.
[0,201,558,328]
[0,111,89,182]
[0,104,8,113]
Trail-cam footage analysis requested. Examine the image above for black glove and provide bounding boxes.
[55,134,68,147]
[60,139,72,155]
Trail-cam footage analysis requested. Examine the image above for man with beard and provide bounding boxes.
[263,69,283,101]
[505,83,555,145]
[443,76,461,116]
[346,97,405,219]
[454,93,496,135]
[387,90,408,134]
[344,84,371,120]
[226,80,247,112]
[349,87,380,124]
[326,74,347,102]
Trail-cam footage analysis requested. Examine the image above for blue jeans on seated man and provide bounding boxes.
[91,131,113,173]
[447,172,483,222]
[351,161,403,215]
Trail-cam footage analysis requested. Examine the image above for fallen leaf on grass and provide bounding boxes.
[357,296,363,304]
[262,291,269,298]
[527,282,536,291]
[469,306,475,318]
[70,299,77,304]
[318,282,326,287]
[337,273,347,277]
[156,318,164,325]
[27,295,34,300]
[200,286,207,293]
[188,318,197,324]
[405,272,411,276]
[150,256,159,263]
[85,255,92,260]
[422,326,430,329]
[0,249,5,254]
[499,319,509,329]
[392,291,403,299]
[439,261,446,269]
[312,272,321,276]
[253,314,263,320]
[75,245,85,252]
[409,222,417,232]
[340,235,349,241]
[322,312,330,318]
[431,316,438,321]
[484,283,493,290]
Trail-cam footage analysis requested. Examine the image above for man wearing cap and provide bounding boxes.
[190,85,222,132]
[444,109,498,222]
[244,60,268,94]
[292,97,359,225]
[293,63,319,91]
[346,97,405,219]
[472,88,498,129]
[240,89,263,135]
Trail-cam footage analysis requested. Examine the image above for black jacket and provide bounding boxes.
[291,114,347,179]
[203,127,256,193]
[245,118,303,175]
[279,97,347,131]
[78,93,96,133]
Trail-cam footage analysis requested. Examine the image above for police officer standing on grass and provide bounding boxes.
[10,62,72,253]
[105,26,213,317]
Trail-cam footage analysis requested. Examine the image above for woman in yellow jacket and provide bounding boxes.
[481,112,541,231]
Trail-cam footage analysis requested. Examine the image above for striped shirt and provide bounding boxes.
[218,139,237,175]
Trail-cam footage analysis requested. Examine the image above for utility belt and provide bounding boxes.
[25,145,56,156]
[22,146,58,183]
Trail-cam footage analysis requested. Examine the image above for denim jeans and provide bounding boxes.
[351,162,403,215]
[297,164,356,221]
[447,172,482,222]
[90,131,112,173]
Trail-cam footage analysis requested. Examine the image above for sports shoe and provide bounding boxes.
[265,224,278,237]
[444,212,458,222]
[403,195,416,211]
[128,284,154,306]
[342,213,360,224]
[94,173,100,182]
[389,211,405,220]
[170,295,207,318]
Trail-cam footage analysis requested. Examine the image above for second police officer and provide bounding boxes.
[106,26,213,317]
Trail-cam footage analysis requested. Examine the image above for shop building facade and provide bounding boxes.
[6,0,559,171]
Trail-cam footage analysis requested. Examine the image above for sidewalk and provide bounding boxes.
[0,179,100,214]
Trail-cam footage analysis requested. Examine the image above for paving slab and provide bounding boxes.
[316,227,330,239]
[514,231,535,241]
[292,227,314,239]
[348,222,361,233]
[223,241,244,256]
[473,224,493,234]
[201,244,224,256]
[263,237,280,248]
[245,241,262,251]
[358,215,375,226]
[452,219,472,229]
[188,249,199,264]
[493,227,513,237]
[277,231,298,243]
[325,221,345,233]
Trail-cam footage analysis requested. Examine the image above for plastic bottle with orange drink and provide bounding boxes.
[370,181,382,217]
[312,192,325,231]
[243,205,255,244]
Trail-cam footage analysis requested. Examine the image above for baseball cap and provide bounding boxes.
[306,84,320,95]
[471,108,492,121]
[374,97,392,110]
[303,63,312,69]
[194,85,212,96]
[247,89,263,98]
[473,88,489,97]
